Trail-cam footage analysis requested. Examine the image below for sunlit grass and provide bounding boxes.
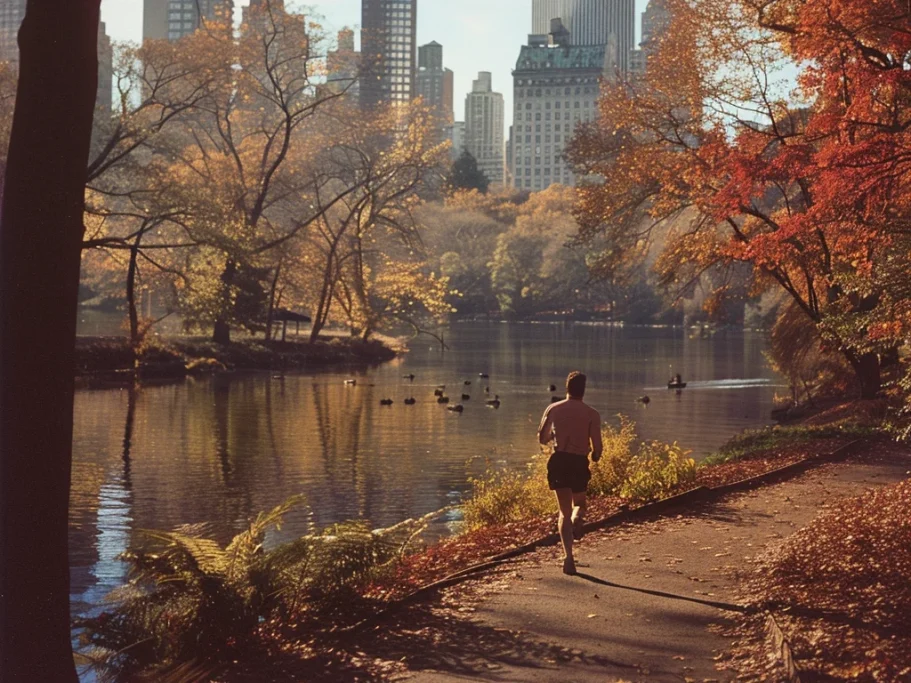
[462,416,698,530]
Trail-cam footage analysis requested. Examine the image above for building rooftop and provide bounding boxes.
[514,44,608,72]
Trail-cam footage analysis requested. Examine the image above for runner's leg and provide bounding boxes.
[555,488,576,574]
[571,491,587,539]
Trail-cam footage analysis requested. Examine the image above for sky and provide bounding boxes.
[100,0,649,119]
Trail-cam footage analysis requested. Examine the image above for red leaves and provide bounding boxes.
[743,468,911,680]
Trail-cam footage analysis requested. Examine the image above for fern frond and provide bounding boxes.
[224,495,305,586]
[141,527,227,578]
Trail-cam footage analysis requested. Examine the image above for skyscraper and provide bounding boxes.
[97,22,113,112]
[630,0,673,75]
[143,0,233,43]
[360,0,417,109]
[447,121,466,161]
[465,72,505,186]
[327,28,361,99]
[242,0,284,25]
[531,0,635,72]
[510,20,610,191]
[415,41,454,122]
[641,0,671,52]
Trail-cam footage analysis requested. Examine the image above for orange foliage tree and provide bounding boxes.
[568,0,911,398]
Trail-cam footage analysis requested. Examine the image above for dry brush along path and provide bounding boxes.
[370,442,911,683]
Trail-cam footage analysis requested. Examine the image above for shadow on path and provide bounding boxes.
[229,599,657,682]
[574,572,750,614]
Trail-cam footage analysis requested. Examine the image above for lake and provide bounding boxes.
[69,322,782,624]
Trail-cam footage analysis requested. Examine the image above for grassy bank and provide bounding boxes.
[76,405,890,681]
[74,334,399,383]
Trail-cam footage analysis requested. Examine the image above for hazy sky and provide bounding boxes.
[100,0,649,119]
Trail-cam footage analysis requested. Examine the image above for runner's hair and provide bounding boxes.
[566,371,586,398]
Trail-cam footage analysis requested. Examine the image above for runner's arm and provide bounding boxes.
[537,407,554,445]
[590,412,603,462]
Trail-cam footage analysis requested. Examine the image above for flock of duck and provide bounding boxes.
[344,373,688,410]
[343,373,504,413]
[346,373,503,413]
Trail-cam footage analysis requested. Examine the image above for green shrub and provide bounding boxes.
[462,416,697,526]
[462,452,553,529]
[589,415,638,496]
[620,440,698,502]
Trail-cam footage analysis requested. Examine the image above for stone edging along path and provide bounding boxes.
[765,612,803,683]
[344,439,866,645]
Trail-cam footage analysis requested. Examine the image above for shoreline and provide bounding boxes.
[74,334,400,385]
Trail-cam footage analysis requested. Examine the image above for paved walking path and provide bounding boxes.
[389,444,910,682]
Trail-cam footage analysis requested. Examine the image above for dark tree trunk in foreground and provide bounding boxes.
[0,2,100,680]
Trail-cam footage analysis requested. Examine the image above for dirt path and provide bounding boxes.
[384,444,910,683]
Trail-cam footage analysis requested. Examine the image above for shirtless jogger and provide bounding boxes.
[537,371,603,575]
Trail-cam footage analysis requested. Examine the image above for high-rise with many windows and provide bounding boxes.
[510,22,610,191]
[143,0,233,43]
[531,0,634,72]
[327,28,361,99]
[465,72,505,187]
[629,0,673,75]
[415,42,453,122]
[360,0,417,109]
[415,41,454,145]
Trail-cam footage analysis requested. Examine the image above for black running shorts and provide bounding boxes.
[546,451,591,493]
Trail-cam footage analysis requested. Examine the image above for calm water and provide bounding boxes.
[69,322,781,624]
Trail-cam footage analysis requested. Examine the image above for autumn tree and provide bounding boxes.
[419,190,513,314]
[488,184,589,317]
[568,0,911,398]
[149,2,357,344]
[77,35,230,348]
[300,101,452,341]
[0,1,101,679]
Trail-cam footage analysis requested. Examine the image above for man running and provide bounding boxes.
[537,371,603,575]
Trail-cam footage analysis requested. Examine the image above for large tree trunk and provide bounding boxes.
[0,2,100,680]
[126,236,141,351]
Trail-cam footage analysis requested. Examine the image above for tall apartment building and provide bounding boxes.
[641,0,671,48]
[0,4,112,111]
[447,121,466,160]
[242,0,283,25]
[629,0,673,75]
[464,72,505,187]
[531,0,634,72]
[327,28,361,98]
[143,0,233,43]
[360,0,417,109]
[97,22,113,111]
[510,22,609,191]
[415,42,454,121]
